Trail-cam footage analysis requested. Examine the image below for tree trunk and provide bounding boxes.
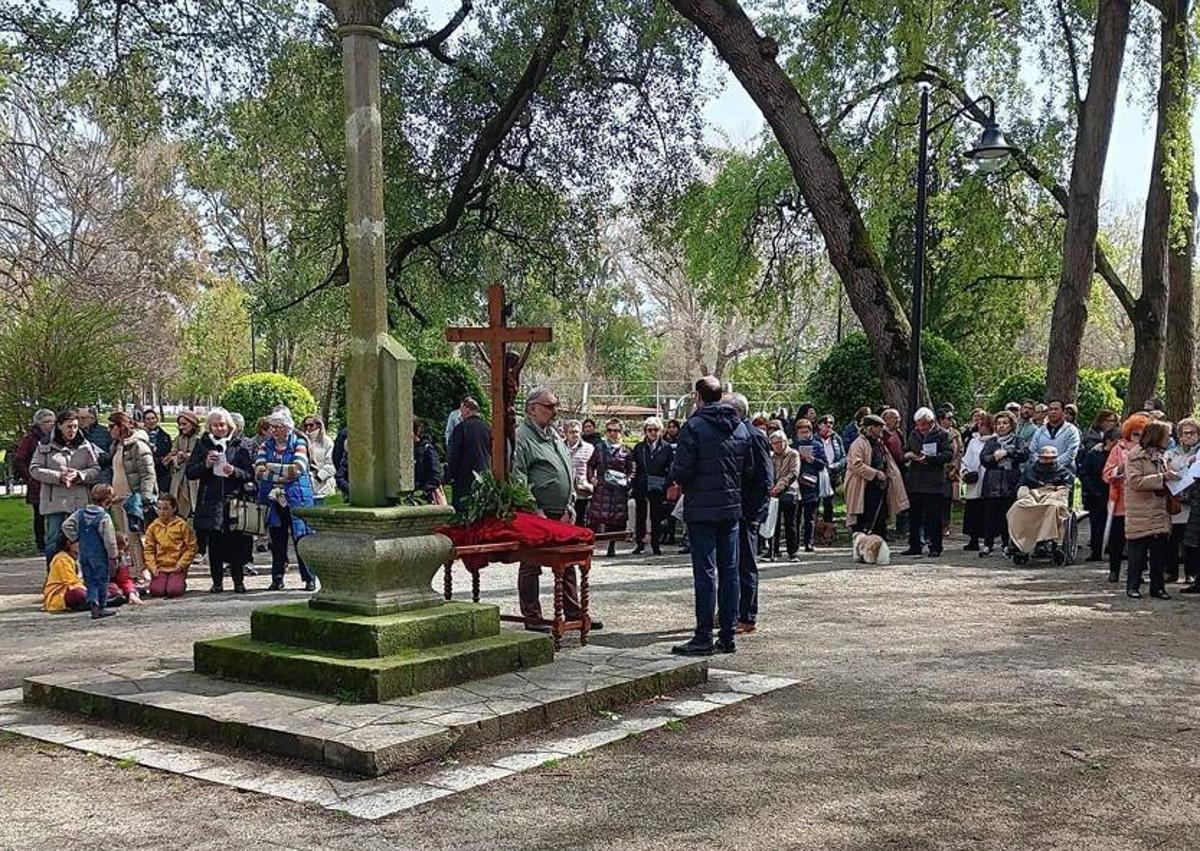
[1163,0,1196,422]
[666,0,923,422]
[322,352,340,422]
[1045,0,1132,403]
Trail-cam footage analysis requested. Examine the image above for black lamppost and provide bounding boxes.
[908,83,1019,420]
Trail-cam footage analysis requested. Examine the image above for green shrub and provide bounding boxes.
[805,332,974,425]
[334,359,489,451]
[986,366,1121,426]
[220,372,317,428]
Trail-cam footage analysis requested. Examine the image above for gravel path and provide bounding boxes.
[2,536,1199,850]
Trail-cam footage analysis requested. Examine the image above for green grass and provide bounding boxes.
[0,496,37,558]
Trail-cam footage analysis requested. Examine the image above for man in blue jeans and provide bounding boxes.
[668,377,770,656]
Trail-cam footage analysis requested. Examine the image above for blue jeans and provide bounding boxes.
[738,521,759,625]
[687,519,740,644]
[44,512,67,555]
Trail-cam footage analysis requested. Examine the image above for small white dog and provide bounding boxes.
[851,532,890,565]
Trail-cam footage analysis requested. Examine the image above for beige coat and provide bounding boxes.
[845,435,909,525]
[1124,446,1172,540]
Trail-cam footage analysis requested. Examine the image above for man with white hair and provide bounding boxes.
[900,406,953,558]
[512,387,602,631]
[631,416,674,555]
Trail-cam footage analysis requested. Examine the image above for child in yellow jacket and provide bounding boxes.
[144,494,197,598]
[42,536,88,612]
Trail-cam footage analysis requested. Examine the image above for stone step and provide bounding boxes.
[250,601,501,657]
[194,630,554,703]
[22,646,710,776]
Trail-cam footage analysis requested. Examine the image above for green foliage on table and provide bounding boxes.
[220,372,317,428]
[986,367,1122,426]
[462,470,536,525]
[805,332,974,426]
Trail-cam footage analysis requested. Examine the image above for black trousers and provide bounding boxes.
[32,504,45,553]
[1108,515,1126,579]
[574,498,590,527]
[983,495,1015,549]
[1084,493,1108,559]
[962,499,986,541]
[207,529,251,587]
[269,511,314,583]
[820,495,835,523]
[634,493,668,549]
[1169,523,1186,581]
[1126,533,1169,594]
[772,496,799,557]
[908,492,943,554]
[799,500,817,547]
[854,483,888,536]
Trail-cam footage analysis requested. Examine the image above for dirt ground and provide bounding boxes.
[2,535,1199,850]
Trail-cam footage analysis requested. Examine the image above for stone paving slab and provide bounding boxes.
[2,659,797,821]
[22,643,708,776]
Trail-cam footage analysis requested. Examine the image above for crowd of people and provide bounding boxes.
[13,404,323,619]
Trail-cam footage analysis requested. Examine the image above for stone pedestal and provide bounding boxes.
[193,504,553,702]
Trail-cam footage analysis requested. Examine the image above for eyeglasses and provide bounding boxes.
[606,428,620,434]
[533,401,559,410]
[1131,431,1143,438]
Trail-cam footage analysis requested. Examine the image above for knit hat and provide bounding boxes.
[1038,446,1059,462]
[177,410,200,428]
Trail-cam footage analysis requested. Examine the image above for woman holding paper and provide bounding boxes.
[1103,415,1148,584]
[1123,421,1177,599]
[1166,419,1199,583]
[187,408,255,593]
[791,419,827,552]
[959,413,992,551]
[767,431,800,559]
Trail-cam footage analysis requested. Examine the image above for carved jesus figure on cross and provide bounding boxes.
[446,285,552,482]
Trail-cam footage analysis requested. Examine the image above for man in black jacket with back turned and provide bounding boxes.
[446,398,492,516]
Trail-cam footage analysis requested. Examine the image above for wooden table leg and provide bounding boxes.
[443,559,453,601]
[579,559,591,646]
[551,564,565,651]
[470,568,481,603]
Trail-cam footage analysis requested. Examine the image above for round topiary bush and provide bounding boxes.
[333,358,489,451]
[220,372,317,429]
[805,332,974,426]
[986,366,1121,426]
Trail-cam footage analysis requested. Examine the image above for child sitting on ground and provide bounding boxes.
[143,494,197,598]
[61,484,120,619]
[111,533,145,605]
[42,534,88,613]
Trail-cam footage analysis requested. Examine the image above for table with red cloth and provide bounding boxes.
[438,513,597,648]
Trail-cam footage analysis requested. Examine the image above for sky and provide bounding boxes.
[699,56,1168,214]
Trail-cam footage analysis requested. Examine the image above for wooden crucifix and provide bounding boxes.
[446,284,552,482]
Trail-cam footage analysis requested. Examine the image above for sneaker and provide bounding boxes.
[804,545,815,553]
[713,638,736,654]
[671,640,714,657]
[1107,572,1120,584]
[978,547,992,558]
[1127,589,1142,599]
[632,545,645,555]
[89,603,115,619]
[652,547,663,556]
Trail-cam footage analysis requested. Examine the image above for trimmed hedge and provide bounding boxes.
[985,366,1121,426]
[334,359,489,451]
[220,372,317,428]
[805,332,974,425]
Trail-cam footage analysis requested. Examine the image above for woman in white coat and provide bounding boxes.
[960,412,993,551]
[300,414,337,504]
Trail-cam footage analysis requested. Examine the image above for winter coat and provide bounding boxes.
[13,427,50,507]
[817,431,846,486]
[307,432,337,499]
[587,440,636,528]
[1166,446,1197,525]
[743,427,773,522]
[143,514,198,574]
[84,423,113,483]
[1081,427,1107,454]
[1124,446,1172,540]
[840,422,859,451]
[844,434,909,525]
[791,437,827,505]
[446,414,492,499]
[980,434,1030,499]
[632,439,675,498]
[186,433,255,533]
[882,428,904,466]
[1077,444,1110,501]
[170,431,201,518]
[144,426,174,496]
[255,431,315,538]
[512,418,574,515]
[1103,441,1134,517]
[903,426,953,495]
[1029,421,1082,472]
[669,403,762,524]
[944,428,965,500]
[566,438,594,499]
[43,551,85,612]
[1021,462,1073,490]
[960,433,989,500]
[113,430,157,503]
[30,437,102,516]
[414,436,442,497]
[771,447,800,498]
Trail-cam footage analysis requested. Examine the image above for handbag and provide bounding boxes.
[646,475,667,493]
[665,483,682,503]
[603,469,628,489]
[799,473,818,489]
[1167,493,1183,516]
[962,470,980,484]
[232,499,266,536]
[760,497,780,538]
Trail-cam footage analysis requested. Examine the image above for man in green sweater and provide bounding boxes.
[512,387,602,631]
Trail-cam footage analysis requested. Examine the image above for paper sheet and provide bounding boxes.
[213,452,229,478]
[921,442,938,457]
[1168,469,1194,496]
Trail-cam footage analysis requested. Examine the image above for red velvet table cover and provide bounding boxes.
[438,512,596,569]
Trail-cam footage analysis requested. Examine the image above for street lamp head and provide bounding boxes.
[965,121,1018,174]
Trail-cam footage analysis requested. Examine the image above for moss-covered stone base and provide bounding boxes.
[194,631,553,703]
[250,601,500,658]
